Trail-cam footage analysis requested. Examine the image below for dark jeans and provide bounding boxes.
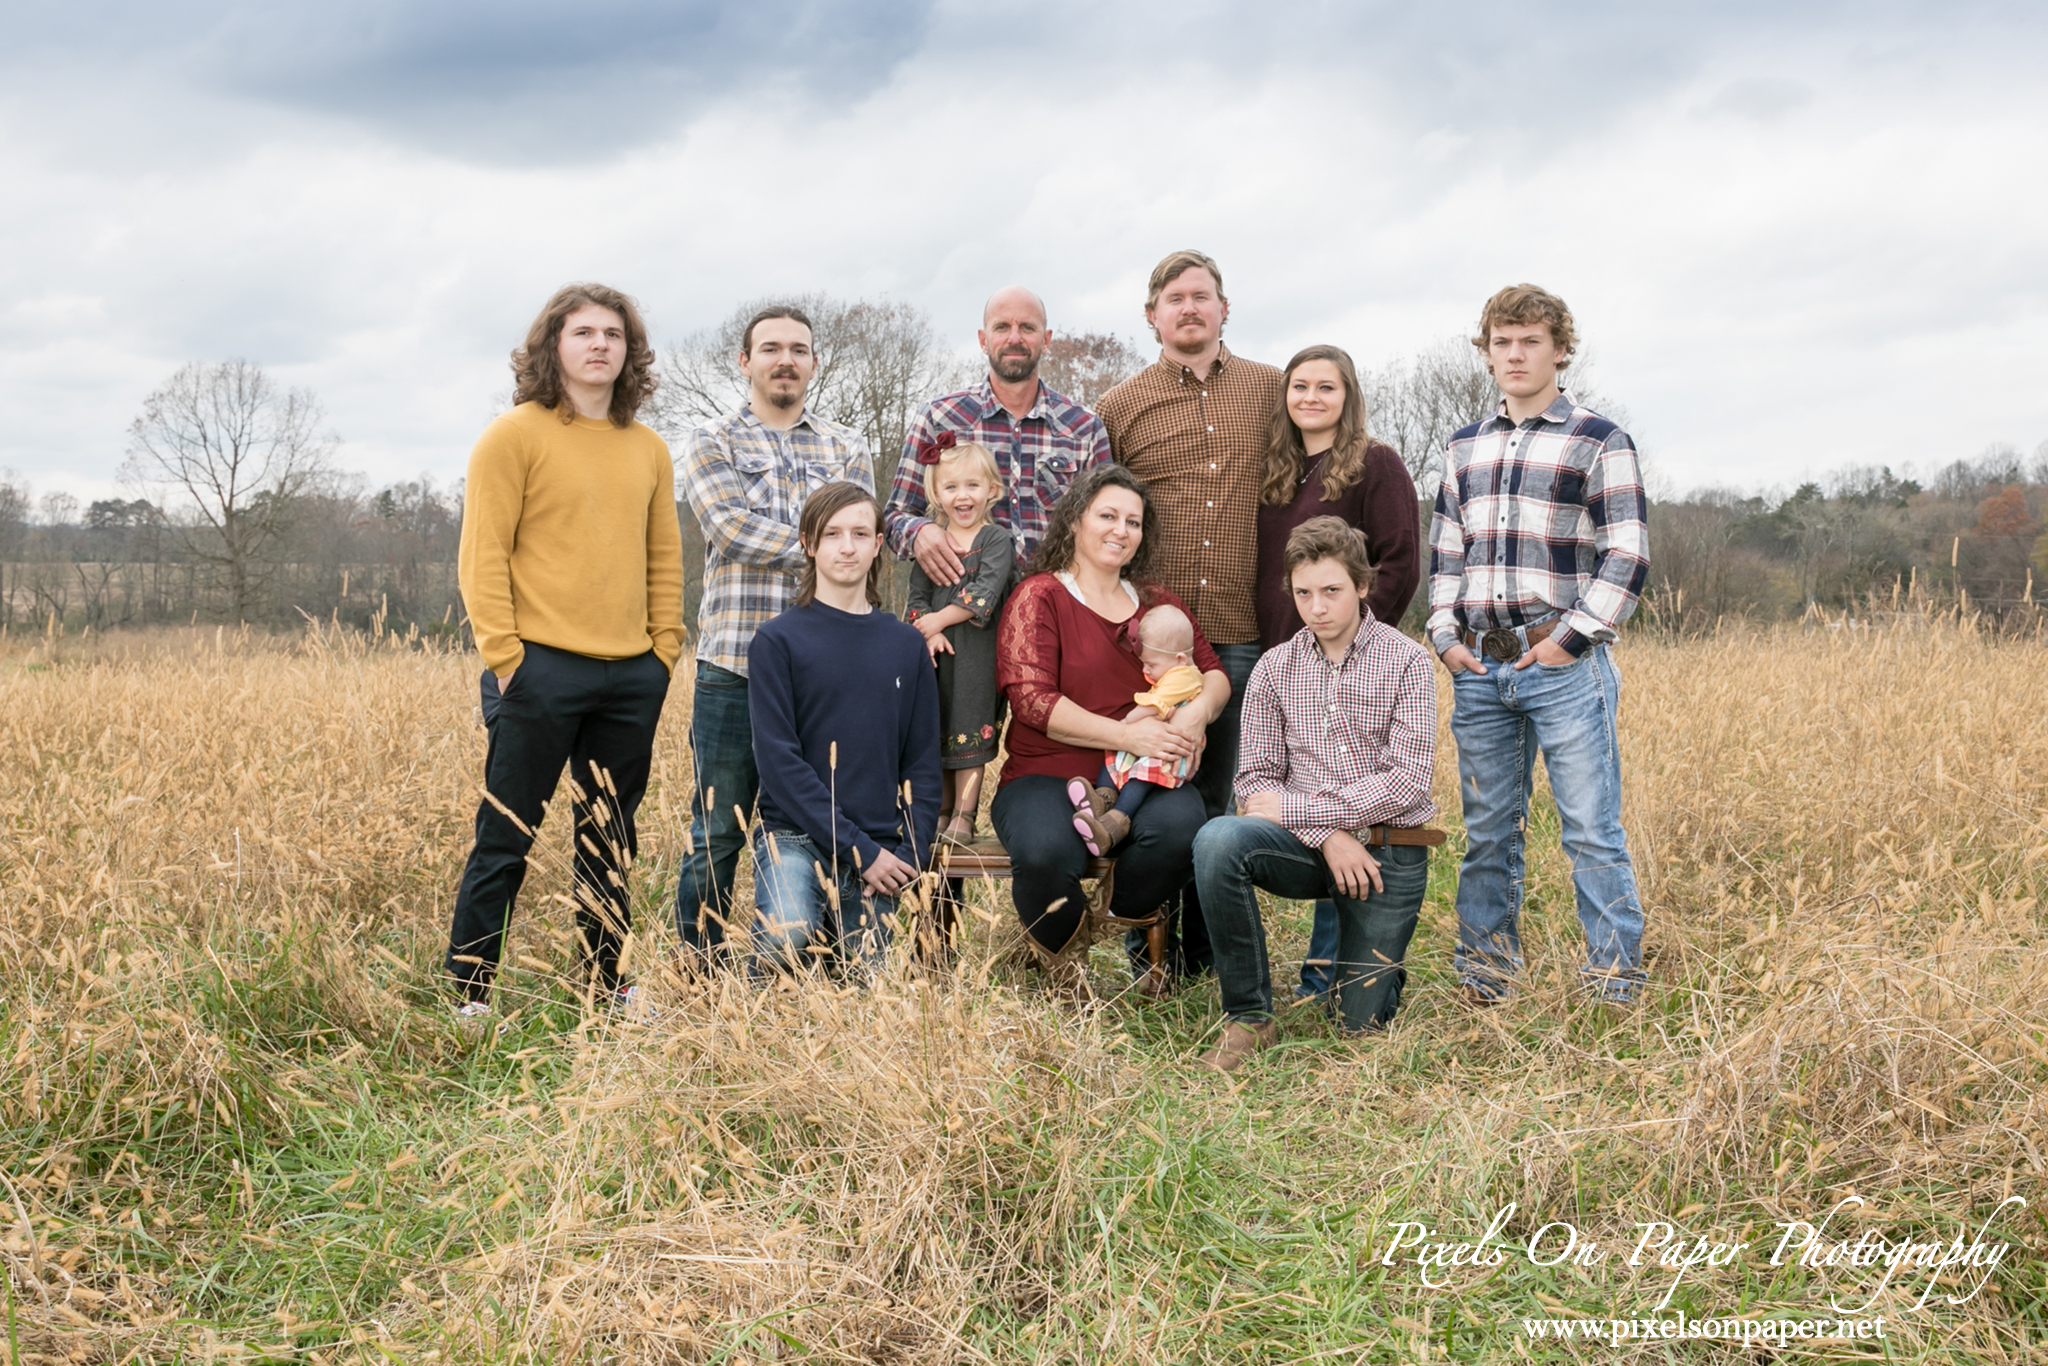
[671,661,758,958]
[1129,640,1264,979]
[446,643,670,1001]
[1193,817,1429,1032]
[1300,902,1339,999]
[990,774,1206,954]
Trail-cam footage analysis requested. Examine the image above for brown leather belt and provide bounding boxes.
[1360,825,1446,847]
[1462,618,1558,663]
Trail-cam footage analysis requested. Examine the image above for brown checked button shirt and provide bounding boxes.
[1097,344,1282,646]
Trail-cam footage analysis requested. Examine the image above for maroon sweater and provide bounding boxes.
[1256,440,1420,650]
[996,575,1222,787]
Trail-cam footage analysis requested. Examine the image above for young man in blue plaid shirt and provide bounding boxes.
[673,306,873,961]
[1428,284,1651,1006]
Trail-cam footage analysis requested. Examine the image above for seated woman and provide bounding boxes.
[992,465,1231,995]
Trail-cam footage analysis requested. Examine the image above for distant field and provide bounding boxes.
[0,621,2041,1363]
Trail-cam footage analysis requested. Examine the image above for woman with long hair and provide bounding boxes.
[992,465,1231,996]
[1255,345,1421,1006]
[1255,345,1420,650]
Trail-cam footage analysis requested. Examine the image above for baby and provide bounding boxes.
[1069,604,1205,856]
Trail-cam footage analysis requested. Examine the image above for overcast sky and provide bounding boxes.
[4,0,2044,509]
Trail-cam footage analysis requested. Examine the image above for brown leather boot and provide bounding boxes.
[1074,806,1130,857]
[1026,934,1093,1005]
[1199,1019,1280,1073]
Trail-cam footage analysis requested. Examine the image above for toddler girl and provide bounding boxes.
[905,437,1015,844]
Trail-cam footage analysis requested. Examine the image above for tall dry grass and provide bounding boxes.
[0,619,2041,1362]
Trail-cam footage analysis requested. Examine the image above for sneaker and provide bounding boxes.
[453,999,492,1023]
[1460,983,1503,1009]
[1199,1019,1279,1074]
[609,983,645,1018]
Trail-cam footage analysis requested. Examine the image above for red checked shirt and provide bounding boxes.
[1234,612,1437,847]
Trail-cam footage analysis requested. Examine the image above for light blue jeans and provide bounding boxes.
[748,826,895,980]
[1450,643,1646,1002]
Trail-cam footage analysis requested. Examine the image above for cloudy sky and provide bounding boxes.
[4,0,2044,508]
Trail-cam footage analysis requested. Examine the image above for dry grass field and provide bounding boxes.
[0,619,2042,1363]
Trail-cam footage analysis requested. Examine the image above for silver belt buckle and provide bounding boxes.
[1481,627,1520,662]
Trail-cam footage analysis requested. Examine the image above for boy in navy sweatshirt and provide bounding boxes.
[747,482,942,977]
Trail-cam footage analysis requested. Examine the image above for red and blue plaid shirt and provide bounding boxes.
[1235,613,1437,848]
[883,377,1111,564]
[1426,391,1649,657]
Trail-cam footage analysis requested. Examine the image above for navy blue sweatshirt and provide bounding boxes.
[748,600,942,872]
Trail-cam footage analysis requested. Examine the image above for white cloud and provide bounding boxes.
[1,2,2043,507]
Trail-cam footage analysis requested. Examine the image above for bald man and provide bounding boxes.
[883,287,1112,579]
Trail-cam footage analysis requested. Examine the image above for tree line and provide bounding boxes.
[6,299,2044,635]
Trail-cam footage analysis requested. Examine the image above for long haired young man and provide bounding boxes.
[744,482,940,979]
[447,284,683,1018]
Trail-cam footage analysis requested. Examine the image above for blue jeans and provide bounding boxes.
[673,661,757,957]
[748,826,895,978]
[1193,816,1429,1031]
[1131,640,1265,980]
[1450,643,1646,1002]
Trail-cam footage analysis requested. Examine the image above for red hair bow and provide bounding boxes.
[914,430,957,464]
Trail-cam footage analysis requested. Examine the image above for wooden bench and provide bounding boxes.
[932,835,1113,882]
[926,836,1162,993]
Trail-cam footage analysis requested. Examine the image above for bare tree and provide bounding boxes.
[1361,338,1635,495]
[647,294,965,482]
[0,472,29,628]
[1041,331,1147,410]
[829,300,970,494]
[644,293,861,444]
[39,492,79,529]
[121,361,339,622]
[1360,338,1499,493]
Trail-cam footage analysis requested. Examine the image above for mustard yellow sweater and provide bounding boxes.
[458,403,685,676]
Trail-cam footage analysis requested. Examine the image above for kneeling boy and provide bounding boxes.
[748,483,942,978]
[1192,517,1438,1071]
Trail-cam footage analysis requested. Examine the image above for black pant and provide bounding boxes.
[990,774,1206,953]
[446,643,670,1001]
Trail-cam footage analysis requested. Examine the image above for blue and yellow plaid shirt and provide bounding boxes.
[679,404,873,676]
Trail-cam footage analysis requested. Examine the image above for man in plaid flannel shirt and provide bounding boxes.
[1428,284,1650,1006]
[1192,517,1437,1073]
[673,306,874,961]
[884,285,1111,579]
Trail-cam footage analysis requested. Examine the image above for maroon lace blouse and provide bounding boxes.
[995,573,1223,787]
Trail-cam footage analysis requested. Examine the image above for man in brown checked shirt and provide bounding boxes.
[1097,249,1283,987]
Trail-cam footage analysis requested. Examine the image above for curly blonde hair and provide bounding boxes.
[1471,284,1577,371]
[922,440,1004,511]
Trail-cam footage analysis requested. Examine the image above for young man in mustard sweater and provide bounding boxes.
[447,283,685,1018]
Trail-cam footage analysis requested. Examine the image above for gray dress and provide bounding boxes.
[906,523,1017,770]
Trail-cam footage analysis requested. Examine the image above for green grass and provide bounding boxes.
[9,840,2033,1364]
